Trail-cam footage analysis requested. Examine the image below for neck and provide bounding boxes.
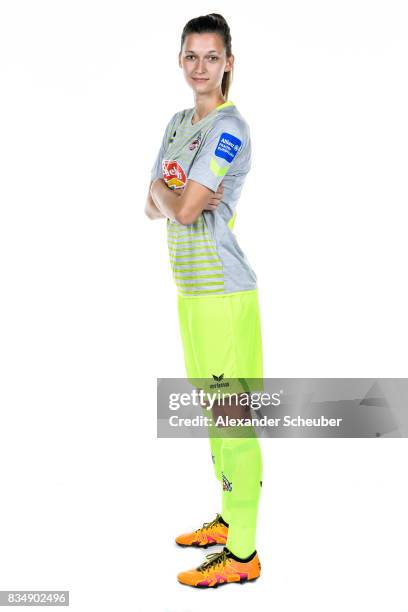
[192,92,226,123]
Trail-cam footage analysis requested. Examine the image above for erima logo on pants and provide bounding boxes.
[210,373,230,389]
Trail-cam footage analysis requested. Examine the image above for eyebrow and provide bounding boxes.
[184,50,220,54]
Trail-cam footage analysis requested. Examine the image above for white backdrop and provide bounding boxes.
[0,1,407,611]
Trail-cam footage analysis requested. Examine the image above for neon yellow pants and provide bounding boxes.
[177,288,264,391]
[177,288,264,557]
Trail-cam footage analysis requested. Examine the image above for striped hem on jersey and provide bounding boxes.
[167,217,225,295]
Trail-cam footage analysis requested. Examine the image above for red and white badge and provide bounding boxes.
[162,159,186,189]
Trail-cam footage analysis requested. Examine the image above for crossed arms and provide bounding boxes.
[145,178,223,225]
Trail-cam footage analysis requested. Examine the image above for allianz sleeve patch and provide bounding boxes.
[214,132,242,163]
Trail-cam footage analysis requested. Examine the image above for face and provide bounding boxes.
[179,32,234,95]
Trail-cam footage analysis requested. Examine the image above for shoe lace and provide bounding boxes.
[197,549,228,573]
[194,513,222,534]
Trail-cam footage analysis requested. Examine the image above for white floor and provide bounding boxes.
[1,408,407,612]
[144,437,408,612]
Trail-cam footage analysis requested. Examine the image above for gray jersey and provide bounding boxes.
[150,100,257,296]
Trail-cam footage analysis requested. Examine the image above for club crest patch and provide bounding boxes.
[189,132,202,150]
[214,132,242,163]
[162,159,186,189]
[222,472,233,492]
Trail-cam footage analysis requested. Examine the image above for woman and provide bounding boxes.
[146,13,264,588]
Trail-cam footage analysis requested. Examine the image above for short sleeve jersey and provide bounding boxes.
[150,100,257,296]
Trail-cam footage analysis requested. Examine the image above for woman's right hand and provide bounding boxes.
[202,182,224,211]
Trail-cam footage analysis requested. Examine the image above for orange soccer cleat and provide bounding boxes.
[175,514,229,548]
[177,547,261,588]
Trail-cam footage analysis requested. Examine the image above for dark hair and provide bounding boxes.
[180,13,233,100]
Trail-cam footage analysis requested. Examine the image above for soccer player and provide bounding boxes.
[146,13,264,588]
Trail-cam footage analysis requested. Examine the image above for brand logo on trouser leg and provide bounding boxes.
[210,373,230,389]
[212,373,224,381]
